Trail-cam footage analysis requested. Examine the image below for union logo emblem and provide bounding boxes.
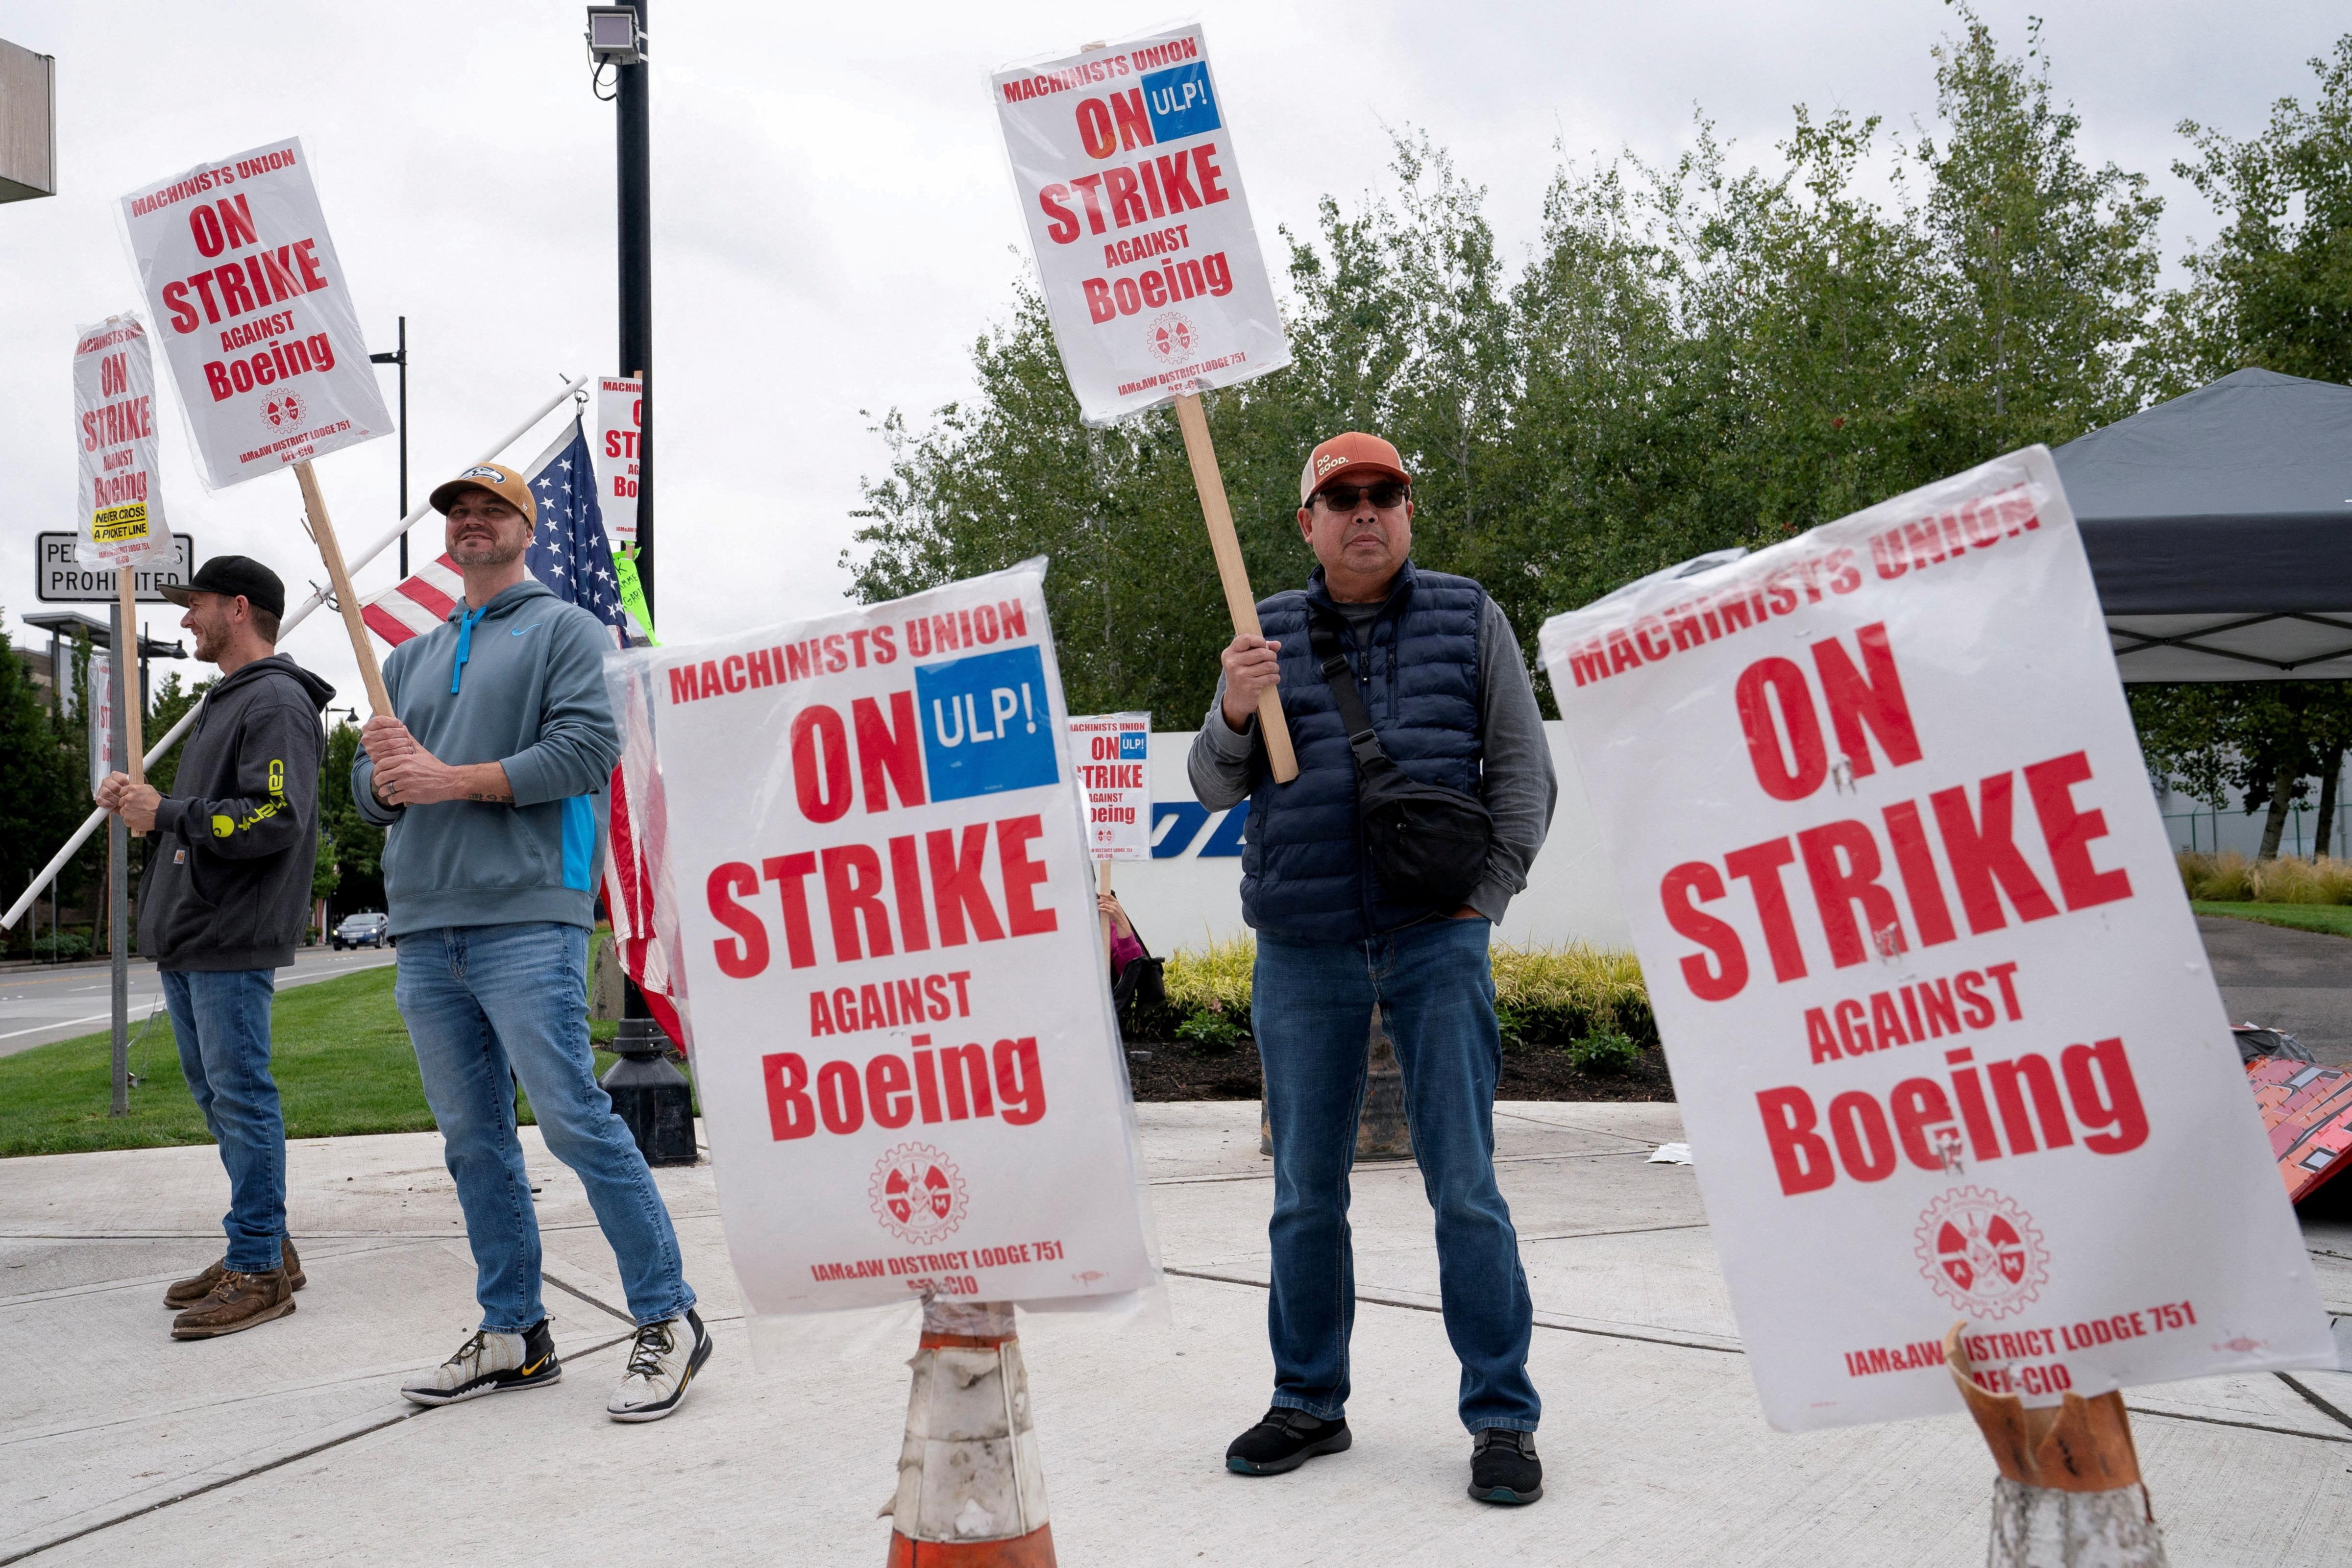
[262,392,306,431]
[1146,311,1196,363]
[869,1143,968,1244]
[1914,1186,2048,1319]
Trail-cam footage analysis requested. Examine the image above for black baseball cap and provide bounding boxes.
[159,555,286,619]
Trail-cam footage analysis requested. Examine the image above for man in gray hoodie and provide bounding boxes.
[99,554,334,1341]
[355,461,709,1423]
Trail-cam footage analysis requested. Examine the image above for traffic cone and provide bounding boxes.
[882,1299,1055,1566]
[1943,1323,2169,1567]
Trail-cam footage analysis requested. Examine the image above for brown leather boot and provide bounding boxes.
[172,1266,296,1339]
[164,1237,304,1308]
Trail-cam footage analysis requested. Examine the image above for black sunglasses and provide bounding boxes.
[1315,480,1411,511]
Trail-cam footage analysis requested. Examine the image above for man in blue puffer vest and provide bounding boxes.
[1191,432,1557,1505]
[356,462,710,1424]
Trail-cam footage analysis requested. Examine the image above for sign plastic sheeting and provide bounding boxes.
[1070,712,1150,859]
[596,377,641,546]
[1538,446,2332,1432]
[87,652,113,795]
[625,563,1158,1313]
[72,316,174,569]
[121,138,390,488]
[992,25,1289,422]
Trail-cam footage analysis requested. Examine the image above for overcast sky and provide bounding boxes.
[1,0,2343,723]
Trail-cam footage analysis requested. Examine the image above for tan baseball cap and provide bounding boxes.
[428,463,538,526]
[1298,432,1412,505]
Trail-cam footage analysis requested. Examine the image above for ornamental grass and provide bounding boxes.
[2177,849,2352,905]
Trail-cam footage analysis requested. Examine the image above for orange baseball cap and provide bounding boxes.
[428,463,539,526]
[1298,432,1411,505]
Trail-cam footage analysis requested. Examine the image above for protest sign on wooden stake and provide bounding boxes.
[73,313,172,800]
[615,562,1159,1316]
[121,138,393,712]
[994,26,1298,781]
[1538,445,2333,1433]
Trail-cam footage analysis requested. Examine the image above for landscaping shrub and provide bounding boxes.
[29,932,93,962]
[1147,938,1654,1055]
[1566,1026,1641,1075]
[2179,849,2352,905]
[2177,850,2254,901]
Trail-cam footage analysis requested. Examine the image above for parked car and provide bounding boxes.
[331,911,393,951]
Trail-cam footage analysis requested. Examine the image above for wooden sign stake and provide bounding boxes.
[116,568,147,833]
[1173,391,1298,784]
[293,460,393,715]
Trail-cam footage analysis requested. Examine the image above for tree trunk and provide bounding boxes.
[2258,761,2299,860]
[2317,750,2343,859]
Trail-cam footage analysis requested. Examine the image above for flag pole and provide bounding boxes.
[4,374,594,931]
[1174,391,1298,783]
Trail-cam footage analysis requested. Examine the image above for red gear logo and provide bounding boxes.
[1914,1186,2048,1320]
[869,1143,968,1245]
[1146,311,1196,363]
[262,392,306,431]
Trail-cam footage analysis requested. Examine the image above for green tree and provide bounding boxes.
[314,720,385,915]
[2163,33,2352,388]
[0,622,87,954]
[2131,683,2352,858]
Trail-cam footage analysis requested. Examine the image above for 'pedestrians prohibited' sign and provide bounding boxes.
[38,532,196,602]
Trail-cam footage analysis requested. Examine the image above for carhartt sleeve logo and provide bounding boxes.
[212,814,234,837]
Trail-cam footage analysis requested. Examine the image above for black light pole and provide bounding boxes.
[588,2,693,1164]
[368,317,409,576]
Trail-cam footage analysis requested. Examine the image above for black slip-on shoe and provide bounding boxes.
[1469,1427,1542,1504]
[1225,1407,1352,1475]
[400,1318,563,1406]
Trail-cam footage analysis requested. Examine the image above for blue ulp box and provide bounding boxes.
[915,645,1058,801]
[1142,61,1220,143]
[1118,730,1148,761]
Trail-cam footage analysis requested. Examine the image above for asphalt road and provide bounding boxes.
[0,945,397,1060]
[2202,912,2352,1063]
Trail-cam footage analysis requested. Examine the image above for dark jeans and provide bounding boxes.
[162,967,287,1274]
[1252,916,1540,1434]
[396,922,695,1331]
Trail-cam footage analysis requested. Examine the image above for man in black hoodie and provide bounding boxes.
[98,555,335,1340]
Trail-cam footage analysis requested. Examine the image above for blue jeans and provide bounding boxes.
[396,923,694,1331]
[1253,917,1540,1434]
[162,968,287,1273]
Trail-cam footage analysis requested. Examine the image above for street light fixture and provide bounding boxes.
[584,6,644,67]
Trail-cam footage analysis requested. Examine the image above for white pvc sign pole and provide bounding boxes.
[992,25,1289,423]
[620,562,1159,1314]
[1069,712,1151,860]
[1538,445,2333,1432]
[596,376,642,546]
[121,138,390,487]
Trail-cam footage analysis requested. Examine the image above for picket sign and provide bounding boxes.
[74,314,175,794]
[120,137,393,713]
[614,562,1159,1316]
[1538,444,2332,1433]
[596,376,642,547]
[1068,711,1150,861]
[993,27,1297,782]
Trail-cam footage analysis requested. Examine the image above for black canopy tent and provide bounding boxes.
[2057,368,2352,682]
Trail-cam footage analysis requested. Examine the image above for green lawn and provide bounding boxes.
[0,967,637,1159]
[2191,900,2352,939]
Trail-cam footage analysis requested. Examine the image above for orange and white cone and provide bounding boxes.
[1944,1324,2169,1567]
[882,1299,1054,1566]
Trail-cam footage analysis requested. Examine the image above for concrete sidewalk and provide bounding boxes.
[4,1103,2348,1566]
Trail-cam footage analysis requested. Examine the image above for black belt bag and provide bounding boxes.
[1308,611,1494,912]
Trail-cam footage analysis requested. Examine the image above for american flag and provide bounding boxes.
[361,417,634,647]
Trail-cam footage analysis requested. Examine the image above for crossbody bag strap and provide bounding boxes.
[1306,611,1391,772]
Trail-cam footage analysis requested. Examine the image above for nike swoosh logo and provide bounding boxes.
[510,623,543,637]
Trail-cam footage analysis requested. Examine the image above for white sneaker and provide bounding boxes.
[607,1309,712,1422]
[401,1319,562,1406]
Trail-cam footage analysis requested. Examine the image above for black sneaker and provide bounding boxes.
[400,1319,563,1406]
[1225,1407,1352,1475]
[1469,1428,1542,1504]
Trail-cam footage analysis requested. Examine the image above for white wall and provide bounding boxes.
[1106,724,1629,955]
